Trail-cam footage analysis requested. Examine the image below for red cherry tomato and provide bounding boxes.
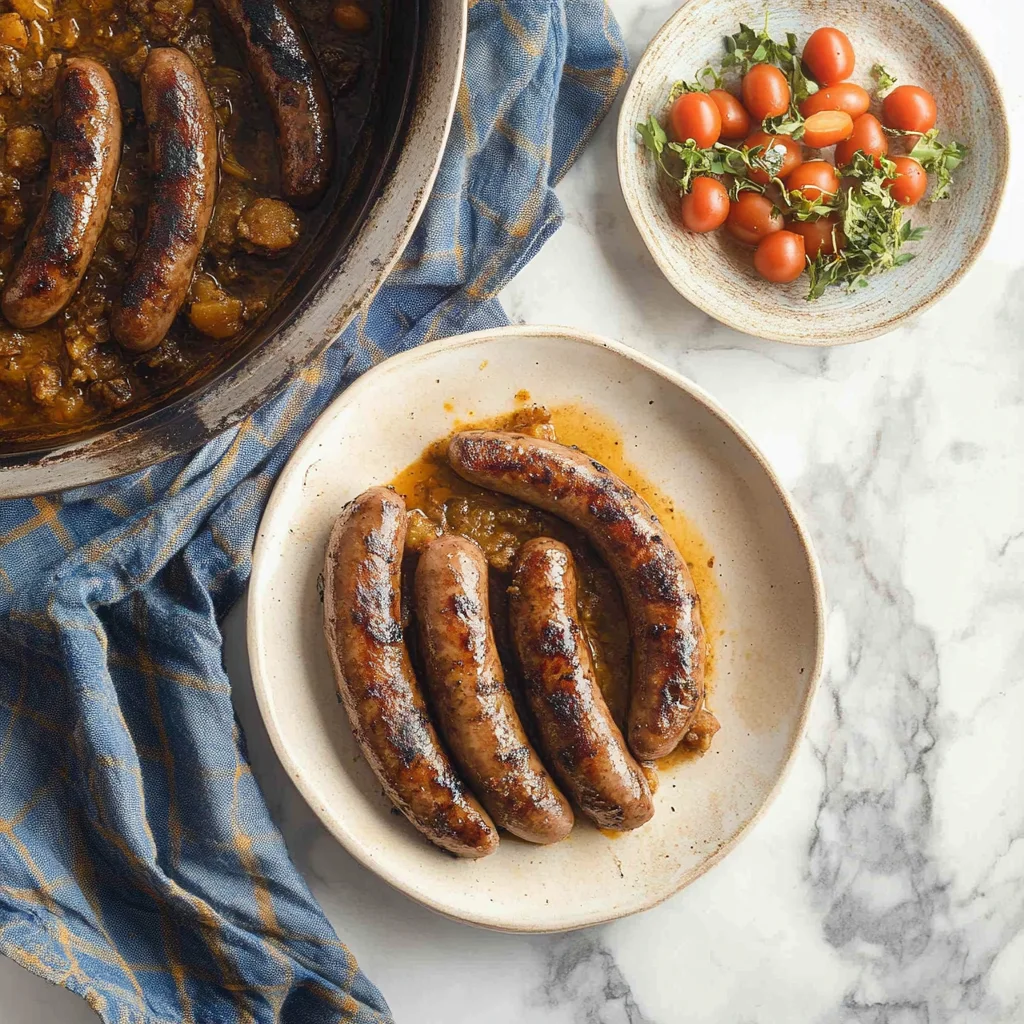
[709,88,751,140]
[670,91,722,148]
[745,130,803,184]
[681,176,731,231]
[784,160,840,202]
[726,191,784,246]
[802,27,855,86]
[801,110,854,149]
[789,216,845,258]
[885,156,928,206]
[881,85,937,135]
[799,82,871,119]
[754,230,807,283]
[834,113,888,167]
[741,64,791,121]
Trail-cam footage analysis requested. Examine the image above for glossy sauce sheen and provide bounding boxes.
[323,486,498,858]
[510,538,654,830]
[414,534,573,844]
[214,0,334,206]
[2,60,121,330]
[447,429,708,762]
[111,49,219,352]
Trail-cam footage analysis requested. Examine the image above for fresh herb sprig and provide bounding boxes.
[909,129,967,201]
[806,152,927,299]
[872,63,898,95]
[636,116,791,196]
[721,15,818,107]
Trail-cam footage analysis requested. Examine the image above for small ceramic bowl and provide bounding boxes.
[617,0,1009,345]
[248,326,825,932]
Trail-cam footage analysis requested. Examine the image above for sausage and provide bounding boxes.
[447,431,707,761]
[1,59,121,329]
[414,534,574,845]
[111,48,218,353]
[212,0,334,206]
[509,538,654,830]
[323,487,498,858]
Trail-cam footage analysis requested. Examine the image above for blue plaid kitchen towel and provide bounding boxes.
[0,3,627,1022]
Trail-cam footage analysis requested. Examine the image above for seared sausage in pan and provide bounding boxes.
[111,48,218,353]
[213,0,334,207]
[2,58,121,329]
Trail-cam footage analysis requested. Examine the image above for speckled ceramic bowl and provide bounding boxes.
[617,0,1009,345]
[248,326,825,932]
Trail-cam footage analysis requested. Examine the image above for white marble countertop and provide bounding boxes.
[4,0,1022,1019]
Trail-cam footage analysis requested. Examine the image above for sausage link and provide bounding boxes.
[448,431,707,761]
[510,539,654,830]
[414,534,574,844]
[2,59,121,329]
[323,487,498,858]
[213,0,334,206]
[111,48,217,353]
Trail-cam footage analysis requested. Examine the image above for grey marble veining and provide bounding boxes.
[3,0,1022,1021]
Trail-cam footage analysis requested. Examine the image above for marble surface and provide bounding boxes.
[4,0,1023,1019]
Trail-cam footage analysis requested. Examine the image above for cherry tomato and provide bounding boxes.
[670,91,722,148]
[801,110,854,149]
[681,176,731,231]
[834,113,888,167]
[754,230,806,283]
[885,156,928,206]
[881,85,937,135]
[784,160,840,202]
[802,27,855,86]
[745,130,803,185]
[788,216,845,258]
[709,88,751,140]
[726,191,784,246]
[799,82,871,119]
[741,64,791,121]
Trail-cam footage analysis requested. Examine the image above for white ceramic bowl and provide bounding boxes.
[248,326,825,931]
[617,0,1009,345]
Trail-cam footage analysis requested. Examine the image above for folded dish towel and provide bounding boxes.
[0,3,627,1021]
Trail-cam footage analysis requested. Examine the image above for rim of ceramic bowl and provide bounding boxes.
[616,0,1010,346]
[247,324,828,932]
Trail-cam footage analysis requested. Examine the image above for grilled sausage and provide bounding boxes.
[212,0,334,206]
[323,488,498,858]
[414,534,574,845]
[509,539,654,830]
[111,48,217,353]
[2,59,121,329]
[448,431,707,761]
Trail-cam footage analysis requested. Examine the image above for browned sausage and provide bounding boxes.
[2,59,121,329]
[323,487,498,858]
[212,0,334,206]
[111,48,217,353]
[448,431,707,761]
[509,538,654,830]
[414,534,574,844]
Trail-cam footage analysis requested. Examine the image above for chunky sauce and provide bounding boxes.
[0,0,383,433]
[390,402,720,754]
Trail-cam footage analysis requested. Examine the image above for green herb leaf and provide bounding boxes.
[804,158,928,301]
[636,115,666,158]
[872,63,898,95]
[909,129,968,201]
